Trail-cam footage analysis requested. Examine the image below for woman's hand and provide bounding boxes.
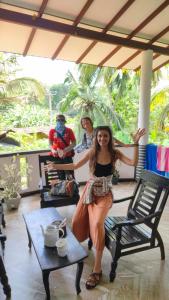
[57,148,65,158]
[51,148,58,156]
[131,128,146,144]
[44,162,57,172]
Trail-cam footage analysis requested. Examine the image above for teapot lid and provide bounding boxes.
[46,225,56,230]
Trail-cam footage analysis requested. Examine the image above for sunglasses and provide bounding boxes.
[57,119,65,122]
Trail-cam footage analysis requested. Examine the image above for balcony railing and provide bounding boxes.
[0,147,135,194]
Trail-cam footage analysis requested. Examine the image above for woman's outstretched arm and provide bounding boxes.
[117,128,145,166]
[114,128,146,147]
[45,150,91,172]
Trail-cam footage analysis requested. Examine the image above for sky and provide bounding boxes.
[16,55,76,86]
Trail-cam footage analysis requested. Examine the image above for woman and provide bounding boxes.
[45,126,145,289]
[75,117,95,152]
[75,116,138,153]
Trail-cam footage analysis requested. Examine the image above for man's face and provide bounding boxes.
[55,117,66,133]
[56,117,65,124]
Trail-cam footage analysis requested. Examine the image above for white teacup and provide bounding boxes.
[56,238,67,257]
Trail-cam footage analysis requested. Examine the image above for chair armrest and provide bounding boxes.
[0,234,6,242]
[112,211,161,229]
[113,196,134,204]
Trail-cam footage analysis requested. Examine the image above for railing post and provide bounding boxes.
[135,145,146,180]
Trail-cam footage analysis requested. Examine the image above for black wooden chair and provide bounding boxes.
[104,170,169,282]
[0,198,6,229]
[39,155,79,208]
[0,206,11,298]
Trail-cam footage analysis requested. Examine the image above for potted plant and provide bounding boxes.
[0,156,22,210]
[112,168,120,185]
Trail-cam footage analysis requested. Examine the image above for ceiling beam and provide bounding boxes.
[52,0,94,60]
[134,44,169,71]
[117,50,141,69]
[117,25,169,69]
[23,28,37,56]
[76,0,135,64]
[98,0,169,66]
[0,8,169,56]
[153,59,169,71]
[23,0,49,56]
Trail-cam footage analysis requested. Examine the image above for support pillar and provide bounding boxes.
[136,50,153,179]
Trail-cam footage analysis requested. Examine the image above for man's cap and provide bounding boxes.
[56,114,66,122]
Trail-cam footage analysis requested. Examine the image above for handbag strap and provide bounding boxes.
[56,130,69,146]
[83,133,87,145]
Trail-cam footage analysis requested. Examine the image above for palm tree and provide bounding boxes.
[0,52,47,147]
[0,52,46,104]
[150,81,169,134]
[58,64,125,140]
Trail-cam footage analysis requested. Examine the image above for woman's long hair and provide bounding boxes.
[89,126,119,174]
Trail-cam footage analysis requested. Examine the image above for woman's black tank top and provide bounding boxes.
[94,162,113,177]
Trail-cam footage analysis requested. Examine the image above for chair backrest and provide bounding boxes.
[127,170,169,228]
[0,203,2,231]
[39,155,60,189]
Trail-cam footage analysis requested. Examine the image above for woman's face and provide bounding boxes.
[97,130,110,147]
[82,119,92,130]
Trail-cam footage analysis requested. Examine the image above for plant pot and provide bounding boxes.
[112,177,119,185]
[5,194,21,210]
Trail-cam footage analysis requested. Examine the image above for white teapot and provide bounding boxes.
[41,224,64,247]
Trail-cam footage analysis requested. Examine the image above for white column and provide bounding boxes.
[138,50,153,145]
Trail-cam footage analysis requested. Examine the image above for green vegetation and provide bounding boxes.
[0,52,168,154]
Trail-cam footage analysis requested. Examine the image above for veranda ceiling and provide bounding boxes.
[1,0,169,71]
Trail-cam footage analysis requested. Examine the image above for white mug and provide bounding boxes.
[56,238,67,257]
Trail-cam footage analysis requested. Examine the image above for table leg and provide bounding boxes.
[42,270,50,300]
[0,255,11,297]
[75,261,83,295]
[0,234,6,256]
[26,226,32,249]
[2,212,6,228]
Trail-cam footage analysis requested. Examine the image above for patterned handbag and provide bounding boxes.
[50,180,78,197]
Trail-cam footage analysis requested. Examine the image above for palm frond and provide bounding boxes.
[6,77,46,102]
[157,104,169,130]
[0,96,21,103]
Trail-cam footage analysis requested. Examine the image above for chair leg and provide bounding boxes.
[0,255,11,298]
[88,238,93,250]
[110,260,118,282]
[0,201,6,228]
[2,214,6,228]
[0,235,6,257]
[40,200,45,208]
[156,231,165,260]
[109,249,120,282]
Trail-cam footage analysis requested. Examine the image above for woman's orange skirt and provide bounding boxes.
[72,182,113,251]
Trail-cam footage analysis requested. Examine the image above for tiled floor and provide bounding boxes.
[1,182,169,300]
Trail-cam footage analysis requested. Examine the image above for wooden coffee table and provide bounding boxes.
[23,207,88,300]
